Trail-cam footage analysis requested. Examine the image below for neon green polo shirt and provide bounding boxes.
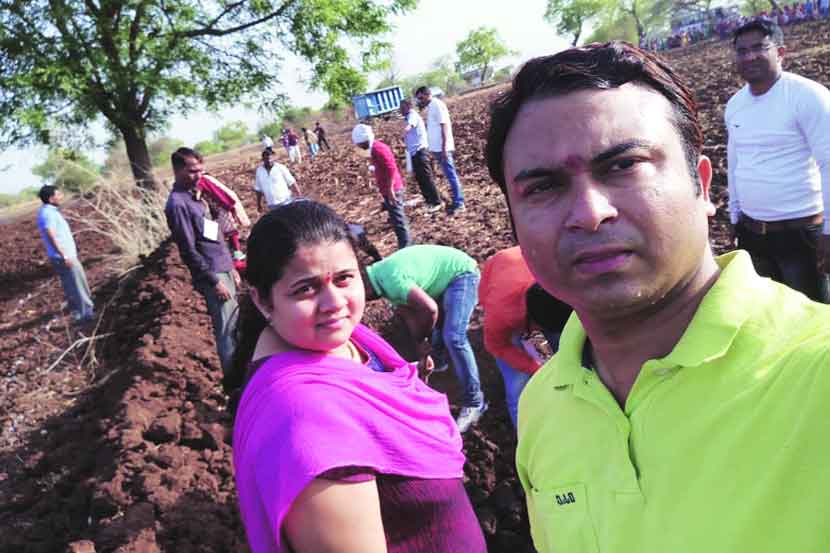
[516,251,830,553]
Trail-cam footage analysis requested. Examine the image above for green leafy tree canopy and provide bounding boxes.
[455,27,514,84]
[0,0,416,188]
[545,0,613,46]
[32,148,101,193]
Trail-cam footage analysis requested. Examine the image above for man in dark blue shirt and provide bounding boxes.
[165,147,239,375]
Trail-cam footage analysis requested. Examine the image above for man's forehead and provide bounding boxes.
[507,86,671,148]
[735,30,769,46]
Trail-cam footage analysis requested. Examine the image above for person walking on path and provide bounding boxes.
[286,128,302,164]
[363,244,486,432]
[415,86,465,215]
[726,19,830,302]
[301,127,319,160]
[486,41,830,553]
[254,149,301,213]
[314,121,331,151]
[400,98,443,211]
[351,124,412,249]
[229,201,486,553]
[36,185,95,324]
[165,147,240,376]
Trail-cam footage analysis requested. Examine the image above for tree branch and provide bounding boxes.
[178,0,298,39]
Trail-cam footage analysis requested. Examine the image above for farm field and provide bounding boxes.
[2,22,830,552]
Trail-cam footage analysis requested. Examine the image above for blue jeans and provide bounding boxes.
[195,272,239,375]
[50,257,94,320]
[431,151,464,207]
[432,272,483,408]
[496,358,531,429]
[383,189,411,249]
[308,143,319,158]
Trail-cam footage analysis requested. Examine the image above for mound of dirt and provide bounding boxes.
[2,19,829,552]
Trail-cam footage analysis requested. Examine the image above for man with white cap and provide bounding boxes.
[352,123,412,249]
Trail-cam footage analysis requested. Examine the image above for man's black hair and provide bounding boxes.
[732,18,784,46]
[38,185,58,204]
[171,147,203,170]
[414,85,430,96]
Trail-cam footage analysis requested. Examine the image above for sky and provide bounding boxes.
[0,0,568,195]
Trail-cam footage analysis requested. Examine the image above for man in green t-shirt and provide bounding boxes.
[364,244,486,432]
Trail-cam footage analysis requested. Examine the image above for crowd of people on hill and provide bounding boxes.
[35,16,830,553]
[643,1,830,51]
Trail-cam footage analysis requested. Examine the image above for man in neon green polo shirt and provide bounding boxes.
[484,42,830,552]
[364,244,487,432]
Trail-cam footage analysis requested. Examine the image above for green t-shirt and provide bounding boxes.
[516,250,830,553]
[366,245,478,305]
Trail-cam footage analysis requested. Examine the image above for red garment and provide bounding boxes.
[197,175,236,212]
[478,246,540,374]
[370,140,404,198]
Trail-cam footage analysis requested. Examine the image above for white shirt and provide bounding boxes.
[254,163,296,207]
[725,72,830,231]
[262,135,274,149]
[403,110,429,155]
[425,97,455,152]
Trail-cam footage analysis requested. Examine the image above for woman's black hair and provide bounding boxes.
[224,200,357,398]
[525,283,573,336]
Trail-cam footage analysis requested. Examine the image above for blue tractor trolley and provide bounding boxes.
[352,86,405,120]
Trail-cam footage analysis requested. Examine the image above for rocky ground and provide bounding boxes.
[1,20,829,552]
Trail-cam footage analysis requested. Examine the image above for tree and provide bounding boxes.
[0,0,416,189]
[32,148,101,192]
[618,0,673,41]
[545,0,613,46]
[455,27,514,85]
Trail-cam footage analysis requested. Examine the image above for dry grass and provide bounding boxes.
[68,170,171,270]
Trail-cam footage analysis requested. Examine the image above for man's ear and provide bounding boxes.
[697,155,716,217]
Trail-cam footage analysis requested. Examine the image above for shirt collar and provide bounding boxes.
[553,251,764,386]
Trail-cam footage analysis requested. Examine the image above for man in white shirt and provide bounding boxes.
[415,86,465,215]
[254,149,301,212]
[726,18,830,302]
[400,98,442,210]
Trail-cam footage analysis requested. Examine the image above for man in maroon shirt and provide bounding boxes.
[351,124,412,249]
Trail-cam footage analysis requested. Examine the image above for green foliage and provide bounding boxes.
[32,149,100,193]
[149,137,184,168]
[195,140,224,156]
[494,65,514,82]
[214,121,252,150]
[0,187,39,208]
[545,0,613,46]
[390,56,465,98]
[740,0,768,16]
[104,136,185,174]
[455,27,514,83]
[586,0,672,42]
[0,0,417,187]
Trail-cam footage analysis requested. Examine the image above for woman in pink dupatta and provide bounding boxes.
[227,200,486,553]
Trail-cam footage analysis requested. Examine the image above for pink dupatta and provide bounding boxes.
[232,324,465,553]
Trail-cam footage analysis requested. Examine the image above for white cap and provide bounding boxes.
[351,124,374,145]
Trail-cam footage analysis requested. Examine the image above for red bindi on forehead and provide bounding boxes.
[563,155,588,173]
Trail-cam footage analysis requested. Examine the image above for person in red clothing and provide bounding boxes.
[351,124,412,249]
[479,247,572,428]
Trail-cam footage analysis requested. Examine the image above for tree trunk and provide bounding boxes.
[572,24,582,47]
[769,0,781,12]
[120,124,157,190]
